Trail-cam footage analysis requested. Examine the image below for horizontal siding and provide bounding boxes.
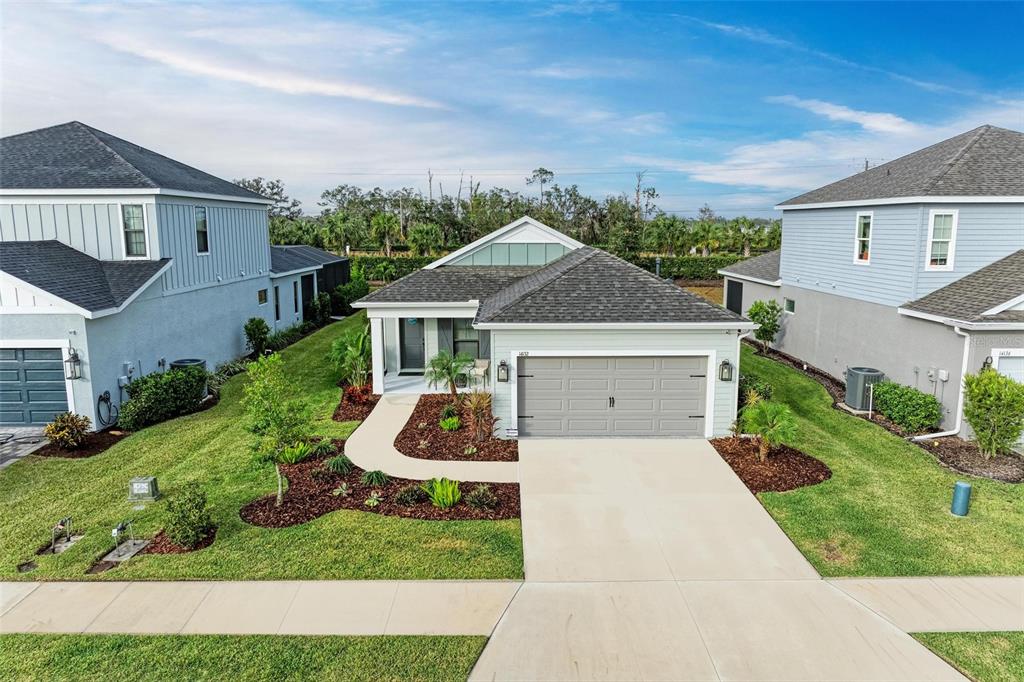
[780,203,1024,306]
[490,328,739,437]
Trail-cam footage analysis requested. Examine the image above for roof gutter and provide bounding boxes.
[717,270,782,287]
[0,188,274,206]
[270,265,321,278]
[897,307,1024,331]
[351,300,480,309]
[473,321,757,331]
[776,196,1024,211]
[913,326,970,441]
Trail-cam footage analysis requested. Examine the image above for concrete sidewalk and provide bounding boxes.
[345,394,518,483]
[0,581,520,636]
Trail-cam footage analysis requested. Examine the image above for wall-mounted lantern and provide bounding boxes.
[719,359,734,382]
[496,360,510,383]
[982,356,993,370]
[64,349,82,380]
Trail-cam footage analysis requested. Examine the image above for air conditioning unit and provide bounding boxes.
[845,367,885,410]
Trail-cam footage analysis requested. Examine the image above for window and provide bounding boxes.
[854,212,872,264]
[274,286,280,321]
[121,204,147,257]
[453,318,479,358]
[257,289,268,305]
[293,281,299,313]
[927,210,957,270]
[195,206,209,254]
[784,298,796,314]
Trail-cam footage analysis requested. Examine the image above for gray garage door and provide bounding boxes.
[0,348,69,425]
[517,356,707,437]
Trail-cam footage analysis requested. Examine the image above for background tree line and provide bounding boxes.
[235,170,780,262]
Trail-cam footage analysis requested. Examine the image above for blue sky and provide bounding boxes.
[2,1,1021,215]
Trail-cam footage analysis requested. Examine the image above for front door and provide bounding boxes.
[726,279,743,315]
[300,274,315,318]
[400,318,425,371]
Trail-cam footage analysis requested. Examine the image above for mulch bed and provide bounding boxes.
[31,429,129,459]
[711,436,832,493]
[915,437,1024,483]
[239,441,519,528]
[142,527,217,554]
[333,393,381,422]
[393,394,518,462]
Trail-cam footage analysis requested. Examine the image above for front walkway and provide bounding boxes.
[0,428,46,470]
[344,393,517,483]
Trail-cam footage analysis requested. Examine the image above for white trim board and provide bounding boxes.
[0,188,273,205]
[270,266,321,279]
[924,208,958,272]
[507,348,718,439]
[0,338,77,415]
[897,306,1024,331]
[424,216,583,269]
[777,196,1024,210]
[476,321,756,331]
[719,271,782,287]
[984,293,1024,316]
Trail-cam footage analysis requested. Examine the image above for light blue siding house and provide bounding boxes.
[720,125,1024,437]
[0,122,336,427]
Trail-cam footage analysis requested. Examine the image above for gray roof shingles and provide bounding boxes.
[0,240,169,312]
[780,125,1024,206]
[902,250,1024,323]
[0,121,266,201]
[718,250,780,284]
[269,245,345,274]
[358,266,539,303]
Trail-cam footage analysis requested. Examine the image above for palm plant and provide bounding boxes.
[741,400,797,463]
[369,213,402,257]
[329,325,371,386]
[407,223,444,256]
[425,350,473,401]
[732,217,759,257]
[692,220,722,257]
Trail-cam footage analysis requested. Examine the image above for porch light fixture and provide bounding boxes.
[496,360,510,383]
[982,356,993,370]
[719,359,734,382]
[64,349,82,380]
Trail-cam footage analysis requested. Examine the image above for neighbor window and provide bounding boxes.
[453,318,479,358]
[854,212,872,263]
[258,289,268,305]
[195,206,209,254]
[784,298,796,314]
[927,211,957,270]
[293,281,299,313]
[121,204,147,257]
[274,286,281,321]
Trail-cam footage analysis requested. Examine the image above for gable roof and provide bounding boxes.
[717,251,780,285]
[269,245,345,275]
[475,246,745,325]
[0,121,269,203]
[357,266,538,304]
[0,240,170,316]
[779,125,1024,207]
[900,250,1024,325]
[425,216,584,269]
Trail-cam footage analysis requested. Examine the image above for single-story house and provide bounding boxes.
[355,216,755,438]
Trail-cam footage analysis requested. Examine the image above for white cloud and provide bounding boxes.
[535,2,620,17]
[766,95,918,134]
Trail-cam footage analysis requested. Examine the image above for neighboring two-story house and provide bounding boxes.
[0,122,342,428]
[720,125,1024,437]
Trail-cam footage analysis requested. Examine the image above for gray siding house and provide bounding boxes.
[721,125,1024,437]
[0,122,340,427]
[356,217,755,439]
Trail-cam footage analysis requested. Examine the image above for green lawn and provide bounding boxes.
[0,314,523,580]
[0,634,487,682]
[742,345,1024,576]
[915,632,1024,681]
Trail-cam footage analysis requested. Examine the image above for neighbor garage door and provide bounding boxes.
[0,348,69,425]
[517,356,707,437]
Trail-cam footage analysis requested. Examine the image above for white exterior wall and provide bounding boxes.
[268,273,305,331]
[489,328,742,438]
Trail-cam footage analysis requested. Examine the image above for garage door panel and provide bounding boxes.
[0,390,25,403]
[0,369,19,381]
[25,369,65,383]
[518,355,707,437]
[29,389,67,402]
[0,348,69,425]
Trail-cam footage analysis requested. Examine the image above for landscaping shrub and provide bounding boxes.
[747,300,783,353]
[395,483,427,506]
[364,491,383,507]
[329,325,371,387]
[278,442,313,465]
[266,323,306,352]
[343,384,373,404]
[351,255,432,282]
[118,366,207,432]
[872,381,943,432]
[738,373,774,409]
[43,412,91,450]
[462,390,493,442]
[309,292,332,326]
[164,482,213,549]
[311,439,335,457]
[360,469,389,486]
[208,359,250,397]
[244,317,271,357]
[741,400,798,462]
[963,368,1024,458]
[439,416,461,432]
[332,277,370,316]
[325,455,354,475]
[628,254,745,280]
[465,484,498,511]
[421,478,461,508]
[440,402,459,420]
[426,351,474,401]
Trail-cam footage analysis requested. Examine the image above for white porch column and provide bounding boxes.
[370,316,385,394]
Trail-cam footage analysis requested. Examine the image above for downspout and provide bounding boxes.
[913,326,969,441]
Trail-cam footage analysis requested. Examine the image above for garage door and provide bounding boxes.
[0,348,69,425]
[517,356,707,437]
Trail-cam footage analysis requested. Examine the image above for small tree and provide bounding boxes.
[747,300,783,354]
[164,482,214,549]
[742,400,797,463]
[244,317,271,357]
[963,368,1024,458]
[425,350,473,402]
[370,213,402,257]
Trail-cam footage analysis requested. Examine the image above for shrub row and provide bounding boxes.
[118,366,207,432]
[871,381,944,433]
[351,255,433,281]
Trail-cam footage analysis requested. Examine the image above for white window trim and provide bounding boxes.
[194,205,211,256]
[118,203,151,260]
[853,211,872,265]
[993,348,1024,368]
[783,298,796,315]
[925,209,958,272]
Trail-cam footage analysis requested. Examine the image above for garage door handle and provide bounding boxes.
[690,374,706,378]
[689,415,704,419]
[518,375,533,378]
[519,415,533,419]
[608,396,615,408]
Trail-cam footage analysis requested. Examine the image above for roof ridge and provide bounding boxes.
[73,122,158,189]
[922,125,990,194]
[480,247,600,319]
